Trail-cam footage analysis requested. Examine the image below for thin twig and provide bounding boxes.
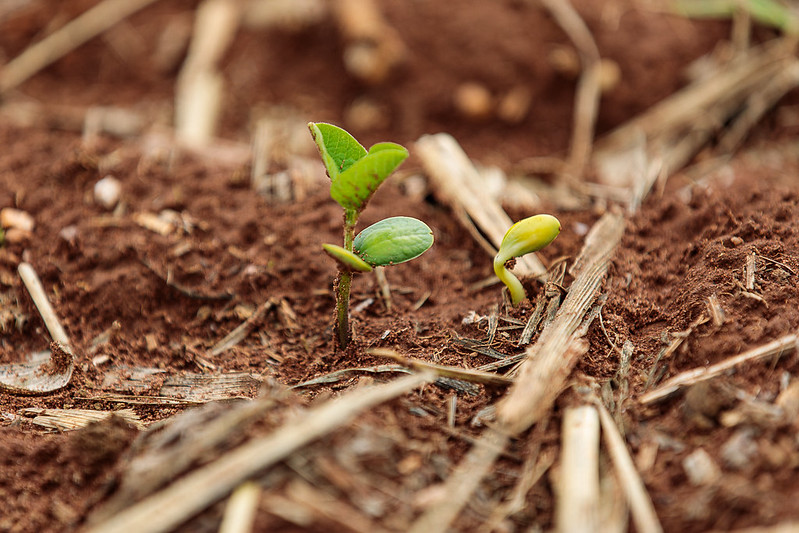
[707,293,725,327]
[594,399,663,533]
[175,0,240,145]
[639,332,798,404]
[368,348,514,387]
[18,263,73,353]
[518,294,546,346]
[373,266,393,312]
[718,59,799,153]
[219,482,261,533]
[85,373,434,533]
[139,256,234,301]
[479,445,556,532]
[284,479,394,533]
[407,428,510,533]
[0,0,162,94]
[557,405,600,533]
[643,315,708,392]
[757,254,796,276]
[209,300,276,357]
[745,251,757,291]
[539,0,601,181]
[416,133,547,280]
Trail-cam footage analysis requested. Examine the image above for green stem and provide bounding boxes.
[494,258,526,306]
[334,271,353,348]
[334,209,359,349]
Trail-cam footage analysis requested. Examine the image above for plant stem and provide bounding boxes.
[494,258,526,306]
[334,209,359,349]
[334,270,353,348]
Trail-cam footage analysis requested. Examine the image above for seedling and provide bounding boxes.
[494,214,561,306]
[309,122,433,348]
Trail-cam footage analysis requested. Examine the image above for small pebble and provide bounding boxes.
[453,82,493,120]
[497,86,532,124]
[683,380,735,428]
[721,428,758,470]
[776,380,799,424]
[4,228,32,244]
[59,225,79,246]
[573,221,589,236]
[409,406,430,417]
[547,46,620,92]
[94,176,122,210]
[599,59,622,92]
[683,448,721,486]
[0,207,34,232]
[344,97,389,131]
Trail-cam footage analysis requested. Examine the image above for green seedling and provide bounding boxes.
[493,214,561,306]
[309,122,433,348]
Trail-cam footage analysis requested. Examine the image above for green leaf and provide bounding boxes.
[330,144,409,211]
[353,216,433,267]
[322,243,373,272]
[308,122,367,180]
[367,142,406,154]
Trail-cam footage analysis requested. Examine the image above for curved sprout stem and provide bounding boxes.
[493,257,526,306]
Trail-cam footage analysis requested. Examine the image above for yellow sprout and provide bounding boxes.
[493,214,561,306]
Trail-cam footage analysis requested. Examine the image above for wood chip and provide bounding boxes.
[416,133,546,280]
[2,264,75,395]
[85,373,434,533]
[707,293,725,327]
[595,400,663,533]
[0,0,162,94]
[219,482,261,533]
[20,407,144,431]
[557,405,600,533]
[369,348,514,387]
[0,207,34,232]
[639,332,799,404]
[159,372,261,402]
[133,212,173,236]
[209,299,276,357]
[745,251,757,291]
[175,0,240,145]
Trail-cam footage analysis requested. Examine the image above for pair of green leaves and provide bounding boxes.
[309,122,410,212]
[310,122,433,272]
[323,216,434,272]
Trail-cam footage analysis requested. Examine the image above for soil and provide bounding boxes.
[1,1,799,532]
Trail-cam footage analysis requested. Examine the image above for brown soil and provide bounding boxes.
[1,1,798,532]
